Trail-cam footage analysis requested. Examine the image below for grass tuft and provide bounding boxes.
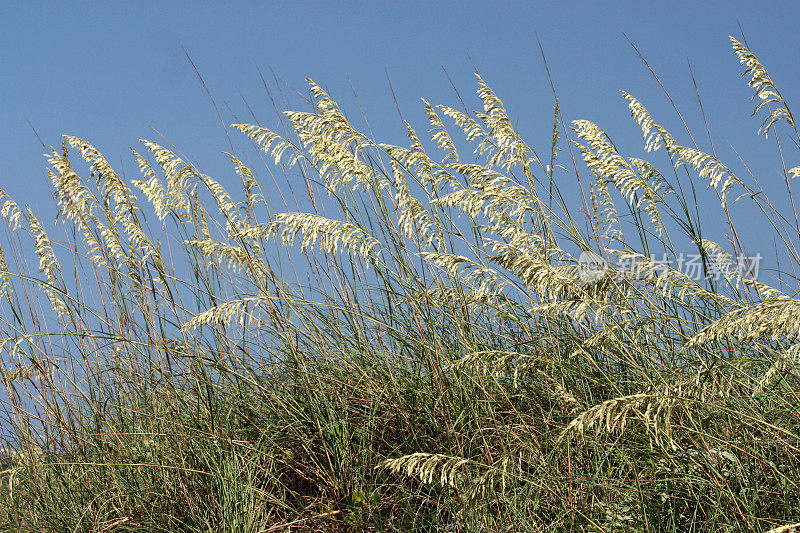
[1,35,799,531]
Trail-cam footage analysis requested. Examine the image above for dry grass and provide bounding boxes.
[0,35,798,532]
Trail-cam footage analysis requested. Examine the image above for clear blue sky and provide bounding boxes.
[1,0,799,269]
[1,1,799,431]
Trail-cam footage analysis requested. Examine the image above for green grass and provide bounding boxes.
[0,35,799,532]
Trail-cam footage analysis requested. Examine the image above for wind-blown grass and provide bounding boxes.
[0,35,798,532]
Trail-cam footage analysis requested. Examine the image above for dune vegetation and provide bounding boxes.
[0,36,798,531]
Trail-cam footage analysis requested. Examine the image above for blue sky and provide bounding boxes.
[1,0,799,269]
[0,1,799,430]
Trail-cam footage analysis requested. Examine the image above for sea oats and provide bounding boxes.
[439,105,491,159]
[262,213,381,260]
[0,189,24,231]
[232,123,299,167]
[284,116,377,194]
[131,149,172,221]
[572,121,623,243]
[422,251,507,296]
[753,343,800,395]
[573,118,671,239]
[224,152,264,215]
[558,392,678,449]
[393,121,437,184]
[491,247,576,300]
[687,298,800,345]
[140,140,196,219]
[47,147,115,266]
[475,74,533,174]
[764,523,800,533]
[0,243,11,296]
[621,91,677,153]
[670,145,744,207]
[573,119,671,238]
[450,349,537,373]
[433,168,540,227]
[389,161,442,248]
[377,452,469,488]
[79,143,163,265]
[198,172,242,236]
[731,36,795,137]
[622,91,745,206]
[181,296,270,332]
[269,79,382,195]
[186,238,255,273]
[25,209,69,318]
[66,136,133,208]
[423,98,460,167]
[47,144,96,222]
[4,33,799,529]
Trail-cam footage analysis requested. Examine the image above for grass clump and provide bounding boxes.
[1,35,799,531]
